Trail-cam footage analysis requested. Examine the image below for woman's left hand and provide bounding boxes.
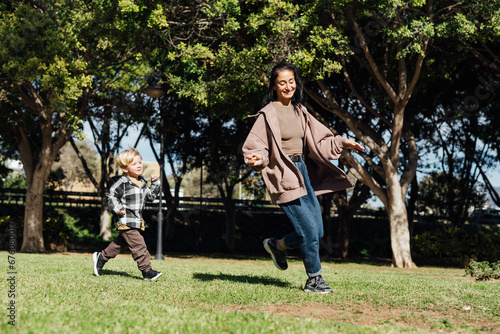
[344,139,365,154]
[151,175,159,181]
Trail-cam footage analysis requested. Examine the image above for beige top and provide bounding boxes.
[273,102,304,155]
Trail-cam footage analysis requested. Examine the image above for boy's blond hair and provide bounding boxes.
[116,147,141,168]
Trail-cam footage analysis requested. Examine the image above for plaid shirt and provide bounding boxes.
[107,175,161,229]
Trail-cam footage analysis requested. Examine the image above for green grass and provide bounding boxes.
[2,252,499,333]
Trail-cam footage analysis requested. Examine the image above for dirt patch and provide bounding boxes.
[217,302,500,332]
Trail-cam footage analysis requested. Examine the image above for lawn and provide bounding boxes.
[2,252,499,333]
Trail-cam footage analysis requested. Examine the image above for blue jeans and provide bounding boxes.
[280,161,323,277]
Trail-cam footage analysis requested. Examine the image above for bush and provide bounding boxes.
[42,207,108,251]
[0,206,24,251]
[411,225,500,266]
[0,205,107,252]
[465,259,500,281]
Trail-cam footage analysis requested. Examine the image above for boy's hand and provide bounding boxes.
[151,175,159,181]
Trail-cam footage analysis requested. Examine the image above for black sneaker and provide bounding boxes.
[263,238,288,270]
[303,275,333,294]
[142,269,162,281]
[93,252,106,276]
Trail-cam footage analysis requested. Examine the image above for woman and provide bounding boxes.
[243,63,364,293]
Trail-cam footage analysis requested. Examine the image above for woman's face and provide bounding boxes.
[273,69,296,105]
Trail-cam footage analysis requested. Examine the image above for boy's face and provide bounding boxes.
[122,155,143,179]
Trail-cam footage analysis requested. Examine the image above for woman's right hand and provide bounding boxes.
[246,153,264,167]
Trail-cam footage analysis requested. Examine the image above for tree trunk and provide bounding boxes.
[327,181,370,261]
[20,152,55,252]
[98,177,112,240]
[21,181,46,253]
[224,201,236,252]
[387,177,416,268]
[165,203,177,242]
[16,109,75,252]
[319,195,336,259]
[165,179,185,242]
[17,118,58,252]
[99,210,111,240]
[219,184,236,252]
[99,202,112,241]
[336,208,354,260]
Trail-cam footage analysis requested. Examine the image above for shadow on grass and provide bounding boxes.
[99,270,140,279]
[193,272,292,288]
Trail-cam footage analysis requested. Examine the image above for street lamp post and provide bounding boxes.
[155,113,165,260]
[143,74,166,260]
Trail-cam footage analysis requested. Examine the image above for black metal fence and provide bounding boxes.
[0,188,282,214]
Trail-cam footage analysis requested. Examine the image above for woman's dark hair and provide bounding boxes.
[263,62,304,109]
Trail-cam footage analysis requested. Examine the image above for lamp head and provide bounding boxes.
[142,74,166,98]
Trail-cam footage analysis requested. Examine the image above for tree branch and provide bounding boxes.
[343,151,388,207]
[340,60,392,129]
[69,137,99,189]
[346,6,398,103]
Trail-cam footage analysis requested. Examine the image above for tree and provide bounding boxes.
[0,1,167,252]
[73,92,147,240]
[144,93,200,242]
[446,1,500,75]
[403,7,500,222]
[198,114,253,252]
[302,1,440,267]
[418,172,486,219]
[418,83,497,225]
[435,0,500,206]
[160,0,442,267]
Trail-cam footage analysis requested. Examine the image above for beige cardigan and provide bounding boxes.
[242,102,354,204]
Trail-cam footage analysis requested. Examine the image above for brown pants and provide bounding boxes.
[101,229,152,271]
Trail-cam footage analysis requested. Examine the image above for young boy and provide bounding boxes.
[93,148,162,281]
